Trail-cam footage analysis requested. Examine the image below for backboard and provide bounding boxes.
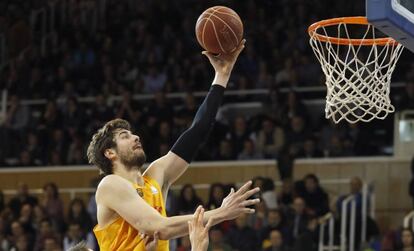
[367,0,414,52]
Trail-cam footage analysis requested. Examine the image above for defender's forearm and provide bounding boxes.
[157,208,224,240]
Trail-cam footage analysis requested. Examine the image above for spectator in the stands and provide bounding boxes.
[286,197,309,242]
[43,236,62,251]
[278,179,294,207]
[297,138,323,158]
[248,200,268,231]
[277,145,297,180]
[276,58,294,85]
[33,218,61,251]
[327,135,346,157]
[261,178,278,210]
[9,220,34,250]
[208,227,232,251]
[41,182,64,232]
[24,132,44,165]
[238,139,264,160]
[8,182,38,219]
[228,214,260,251]
[115,90,141,124]
[213,140,235,160]
[397,228,414,251]
[67,198,93,233]
[295,174,329,216]
[143,65,167,93]
[63,97,87,135]
[146,91,174,124]
[207,183,226,210]
[263,229,291,251]
[17,151,36,167]
[67,134,87,165]
[174,92,198,130]
[10,235,30,251]
[18,203,36,236]
[336,177,365,216]
[47,129,68,165]
[319,121,347,156]
[176,184,203,215]
[63,222,92,251]
[4,95,30,132]
[32,205,48,231]
[37,100,63,131]
[88,94,113,131]
[280,92,308,127]
[256,117,285,158]
[227,116,252,156]
[292,215,319,251]
[260,209,290,245]
[285,116,309,153]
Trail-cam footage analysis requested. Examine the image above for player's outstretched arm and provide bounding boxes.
[97,175,259,240]
[146,40,246,188]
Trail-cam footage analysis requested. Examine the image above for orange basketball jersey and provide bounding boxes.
[93,175,169,251]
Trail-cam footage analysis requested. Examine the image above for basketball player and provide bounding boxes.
[68,207,210,251]
[87,39,260,251]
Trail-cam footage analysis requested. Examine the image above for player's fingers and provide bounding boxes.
[143,235,150,245]
[234,39,246,55]
[194,205,202,224]
[188,221,193,232]
[153,231,159,241]
[243,208,256,214]
[241,187,260,200]
[241,198,260,207]
[235,180,253,195]
[198,207,205,227]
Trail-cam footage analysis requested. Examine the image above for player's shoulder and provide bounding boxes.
[96,175,129,199]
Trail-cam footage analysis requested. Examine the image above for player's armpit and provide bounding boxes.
[144,151,189,189]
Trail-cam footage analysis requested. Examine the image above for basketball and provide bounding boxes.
[195,6,244,54]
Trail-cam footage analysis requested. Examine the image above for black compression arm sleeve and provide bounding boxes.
[171,85,225,163]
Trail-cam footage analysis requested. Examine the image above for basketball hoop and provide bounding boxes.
[308,17,404,123]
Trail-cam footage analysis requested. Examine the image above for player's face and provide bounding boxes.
[402,230,413,246]
[114,129,146,168]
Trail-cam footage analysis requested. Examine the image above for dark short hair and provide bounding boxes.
[304,173,319,184]
[87,119,131,175]
[43,182,59,199]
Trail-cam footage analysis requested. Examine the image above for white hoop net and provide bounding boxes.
[309,19,404,123]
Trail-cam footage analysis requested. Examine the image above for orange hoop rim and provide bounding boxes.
[308,16,399,46]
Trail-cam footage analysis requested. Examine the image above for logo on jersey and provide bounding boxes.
[150,186,158,194]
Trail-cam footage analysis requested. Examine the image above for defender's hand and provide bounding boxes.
[189,206,213,251]
[143,231,159,251]
[217,180,260,221]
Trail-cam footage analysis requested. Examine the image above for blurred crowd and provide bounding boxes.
[0,182,96,251]
[1,174,414,251]
[0,0,414,167]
